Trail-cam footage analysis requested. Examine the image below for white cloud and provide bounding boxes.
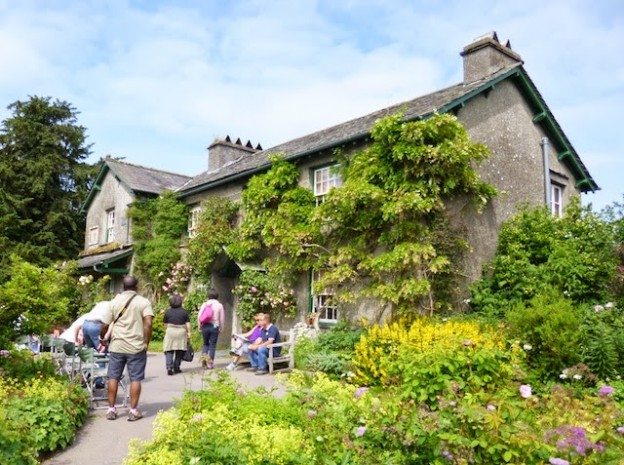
[0,0,621,209]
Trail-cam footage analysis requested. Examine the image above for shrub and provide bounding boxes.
[471,199,618,316]
[353,317,504,385]
[0,349,57,380]
[505,291,583,379]
[0,373,88,463]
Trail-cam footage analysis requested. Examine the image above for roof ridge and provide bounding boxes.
[105,157,192,180]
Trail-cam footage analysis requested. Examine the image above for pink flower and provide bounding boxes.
[354,387,369,400]
[486,404,496,411]
[519,384,532,398]
[355,426,366,437]
[250,286,258,293]
[598,385,615,397]
[549,458,570,465]
[616,426,624,434]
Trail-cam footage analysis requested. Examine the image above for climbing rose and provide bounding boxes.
[519,384,532,398]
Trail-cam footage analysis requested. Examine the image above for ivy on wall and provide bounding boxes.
[127,191,188,298]
[134,114,495,317]
[187,196,239,280]
[228,113,496,316]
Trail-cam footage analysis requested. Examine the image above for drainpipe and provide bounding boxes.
[541,137,550,208]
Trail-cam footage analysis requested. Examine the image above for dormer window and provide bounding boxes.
[313,165,342,205]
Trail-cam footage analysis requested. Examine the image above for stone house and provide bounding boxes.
[80,32,597,333]
[77,157,191,292]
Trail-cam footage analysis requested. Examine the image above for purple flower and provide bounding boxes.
[355,426,366,437]
[441,450,453,461]
[549,459,570,465]
[617,426,624,434]
[354,387,369,400]
[0,350,9,357]
[598,385,615,397]
[519,384,532,398]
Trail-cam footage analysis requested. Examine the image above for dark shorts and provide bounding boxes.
[108,350,147,382]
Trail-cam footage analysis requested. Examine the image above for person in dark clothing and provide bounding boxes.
[163,294,191,375]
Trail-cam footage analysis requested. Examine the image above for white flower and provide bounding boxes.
[519,384,532,399]
[573,374,582,380]
[605,302,615,309]
[523,344,532,351]
[594,304,605,312]
[560,373,567,379]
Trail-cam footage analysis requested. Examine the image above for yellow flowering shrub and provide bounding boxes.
[353,318,506,385]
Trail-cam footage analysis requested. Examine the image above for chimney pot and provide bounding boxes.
[460,31,523,83]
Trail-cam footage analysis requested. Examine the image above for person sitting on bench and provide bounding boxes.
[247,314,280,376]
[226,313,263,371]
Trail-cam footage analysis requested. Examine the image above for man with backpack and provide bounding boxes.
[198,288,224,369]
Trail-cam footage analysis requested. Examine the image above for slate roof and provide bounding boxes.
[178,64,520,195]
[105,158,192,194]
[178,62,597,195]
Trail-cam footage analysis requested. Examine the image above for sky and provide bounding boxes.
[0,0,622,210]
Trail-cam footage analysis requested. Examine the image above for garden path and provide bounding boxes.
[43,351,286,465]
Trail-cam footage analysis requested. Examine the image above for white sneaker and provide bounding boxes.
[226,362,236,371]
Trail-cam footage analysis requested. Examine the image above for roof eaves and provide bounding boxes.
[79,163,109,214]
[513,69,599,192]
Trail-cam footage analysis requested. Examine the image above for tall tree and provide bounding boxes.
[0,96,94,277]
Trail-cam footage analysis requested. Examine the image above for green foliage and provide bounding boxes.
[0,96,95,279]
[0,358,88,464]
[187,197,239,280]
[312,113,496,315]
[125,369,624,465]
[505,291,583,379]
[472,198,618,316]
[128,191,188,297]
[229,155,316,280]
[232,270,297,328]
[579,303,624,380]
[295,322,364,378]
[0,349,58,380]
[0,256,81,347]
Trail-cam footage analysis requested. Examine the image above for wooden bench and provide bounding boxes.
[266,329,296,374]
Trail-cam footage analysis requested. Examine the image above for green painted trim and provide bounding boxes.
[79,163,109,214]
[558,150,572,161]
[97,267,129,274]
[532,112,547,123]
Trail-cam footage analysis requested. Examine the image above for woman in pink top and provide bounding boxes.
[198,288,224,369]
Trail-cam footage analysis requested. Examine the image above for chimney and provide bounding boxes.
[460,31,523,83]
[207,135,261,171]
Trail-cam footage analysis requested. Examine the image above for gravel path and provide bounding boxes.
[43,351,286,465]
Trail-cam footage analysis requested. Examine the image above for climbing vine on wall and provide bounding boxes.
[232,113,496,316]
[312,113,497,315]
[187,196,239,281]
[128,191,188,298]
[228,155,317,281]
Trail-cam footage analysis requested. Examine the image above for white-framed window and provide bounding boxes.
[88,226,99,246]
[551,184,563,217]
[106,209,115,243]
[188,206,202,238]
[313,165,342,205]
[311,270,338,323]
